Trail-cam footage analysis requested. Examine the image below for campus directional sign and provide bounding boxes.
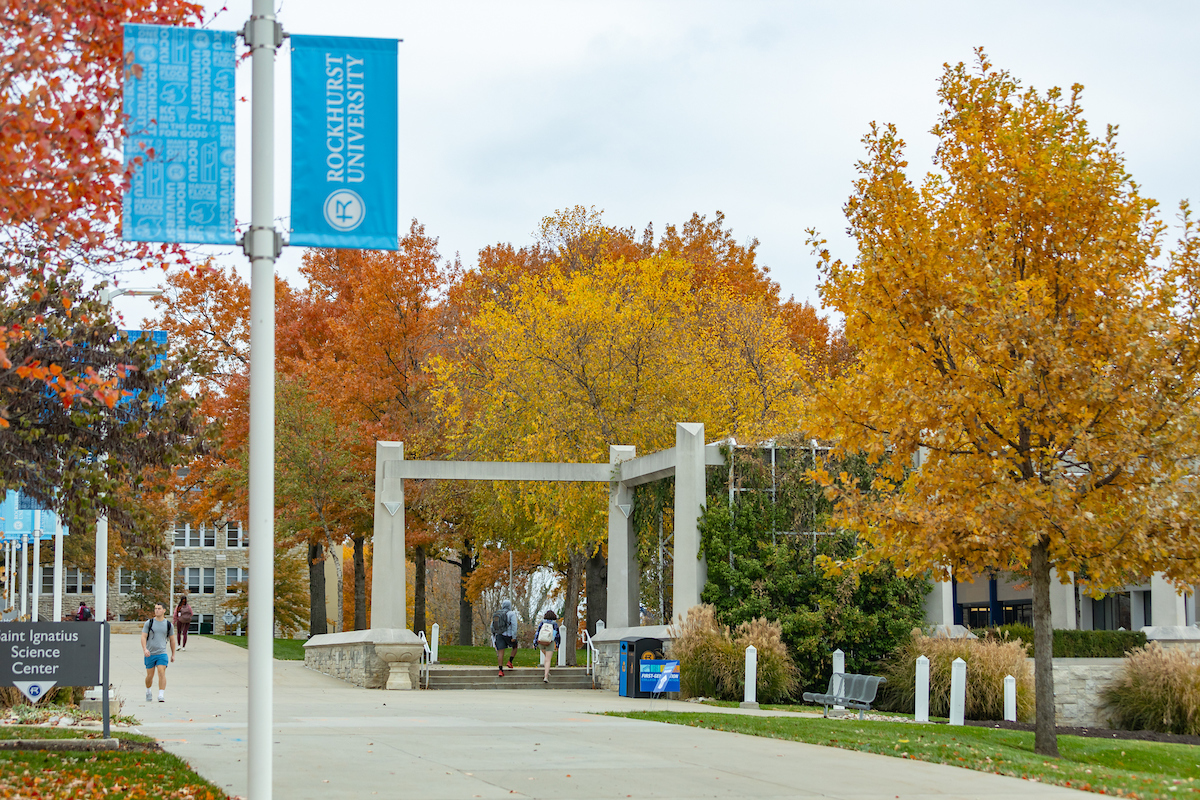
[0,623,102,701]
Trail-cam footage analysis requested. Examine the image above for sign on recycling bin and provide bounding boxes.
[639,659,680,693]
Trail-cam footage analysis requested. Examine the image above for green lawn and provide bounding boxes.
[0,726,227,798]
[434,643,589,667]
[206,634,307,660]
[0,726,154,743]
[610,711,1200,800]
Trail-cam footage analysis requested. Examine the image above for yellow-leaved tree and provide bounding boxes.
[807,52,1200,756]
[433,211,807,657]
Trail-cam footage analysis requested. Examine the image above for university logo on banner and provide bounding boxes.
[121,24,237,245]
[290,35,399,250]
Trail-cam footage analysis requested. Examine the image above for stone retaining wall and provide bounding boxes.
[304,637,390,689]
[1051,658,1124,727]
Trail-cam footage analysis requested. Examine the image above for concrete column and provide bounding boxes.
[1150,573,1187,627]
[672,423,706,622]
[1185,587,1196,627]
[922,571,954,626]
[372,441,407,631]
[607,445,637,628]
[1131,590,1146,629]
[1079,594,1094,630]
[1049,569,1076,630]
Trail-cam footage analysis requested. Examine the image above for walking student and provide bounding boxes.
[535,610,560,684]
[141,602,176,702]
[492,598,519,677]
[173,595,194,651]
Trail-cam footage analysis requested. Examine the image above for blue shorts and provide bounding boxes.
[144,653,169,669]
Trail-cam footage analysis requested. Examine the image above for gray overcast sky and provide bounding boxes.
[117,1,1200,326]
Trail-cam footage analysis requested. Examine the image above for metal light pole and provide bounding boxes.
[95,286,165,624]
[243,4,284,798]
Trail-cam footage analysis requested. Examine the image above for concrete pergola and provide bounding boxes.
[352,422,723,689]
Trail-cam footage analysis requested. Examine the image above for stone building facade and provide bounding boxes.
[29,519,249,634]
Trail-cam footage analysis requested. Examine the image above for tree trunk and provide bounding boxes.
[457,540,475,645]
[585,545,607,636]
[353,535,366,630]
[1030,538,1059,757]
[413,544,427,636]
[562,549,586,666]
[308,541,327,637]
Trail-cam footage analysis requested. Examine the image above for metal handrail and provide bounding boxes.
[418,631,431,688]
[582,629,599,676]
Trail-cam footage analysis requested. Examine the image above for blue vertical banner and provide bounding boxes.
[290,35,399,250]
[121,24,237,244]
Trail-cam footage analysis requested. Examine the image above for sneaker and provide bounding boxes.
[158,692,165,703]
[506,660,514,670]
[498,669,504,678]
[145,689,152,702]
[543,678,548,684]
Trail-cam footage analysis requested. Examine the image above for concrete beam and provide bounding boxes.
[384,460,610,483]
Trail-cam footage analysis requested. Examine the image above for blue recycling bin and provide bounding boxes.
[618,637,664,697]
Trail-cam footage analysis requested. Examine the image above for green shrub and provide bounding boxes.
[983,625,1147,658]
[669,604,797,703]
[876,629,1034,721]
[1100,643,1200,735]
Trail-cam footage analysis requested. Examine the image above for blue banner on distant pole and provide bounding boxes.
[290,35,398,250]
[121,24,237,244]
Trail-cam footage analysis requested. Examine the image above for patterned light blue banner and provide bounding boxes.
[0,492,60,542]
[290,35,398,250]
[122,24,237,244]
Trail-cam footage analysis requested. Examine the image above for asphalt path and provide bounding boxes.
[109,633,1087,800]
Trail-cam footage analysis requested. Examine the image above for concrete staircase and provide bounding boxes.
[424,665,596,690]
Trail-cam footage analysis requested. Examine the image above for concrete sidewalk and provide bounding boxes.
[109,633,1086,800]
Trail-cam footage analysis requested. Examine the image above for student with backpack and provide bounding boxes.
[535,610,560,684]
[75,601,93,621]
[492,598,519,677]
[140,602,176,702]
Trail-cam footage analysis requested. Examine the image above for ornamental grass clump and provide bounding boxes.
[669,604,797,702]
[877,629,1033,721]
[1100,643,1200,735]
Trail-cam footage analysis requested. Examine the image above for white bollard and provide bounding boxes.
[740,645,759,709]
[915,655,930,723]
[949,657,967,726]
[431,622,440,663]
[1004,674,1017,722]
[558,636,567,666]
[596,619,604,632]
[832,648,845,711]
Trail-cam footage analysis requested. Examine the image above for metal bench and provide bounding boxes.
[802,673,887,720]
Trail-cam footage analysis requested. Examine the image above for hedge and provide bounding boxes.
[986,624,1147,658]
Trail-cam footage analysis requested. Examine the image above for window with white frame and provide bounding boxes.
[203,567,215,594]
[174,522,215,548]
[40,569,53,595]
[226,567,248,594]
[189,613,215,634]
[185,567,200,595]
[174,521,188,548]
[225,521,247,548]
[202,524,216,548]
[65,568,93,594]
[119,568,136,595]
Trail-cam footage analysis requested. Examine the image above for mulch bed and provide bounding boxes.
[967,719,1200,746]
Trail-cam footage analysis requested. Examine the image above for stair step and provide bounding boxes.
[424,666,596,690]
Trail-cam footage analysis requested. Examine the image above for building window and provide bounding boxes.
[202,524,216,548]
[226,521,247,548]
[174,521,188,548]
[65,568,93,594]
[185,567,201,595]
[226,567,248,594]
[175,521,217,548]
[119,568,136,595]
[203,567,215,594]
[189,613,215,635]
[41,569,53,595]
